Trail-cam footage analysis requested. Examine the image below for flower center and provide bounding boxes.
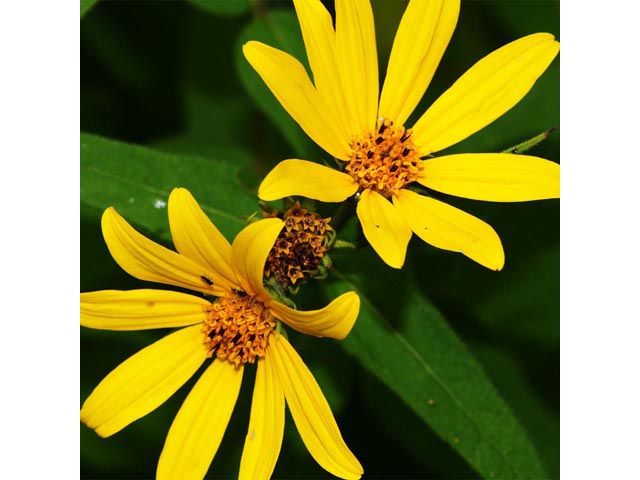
[202,292,276,366]
[264,202,332,288]
[345,118,423,198]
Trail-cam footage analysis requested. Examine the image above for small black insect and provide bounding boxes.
[200,275,214,286]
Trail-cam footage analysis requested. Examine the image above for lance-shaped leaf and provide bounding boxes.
[325,249,546,479]
[80,133,257,239]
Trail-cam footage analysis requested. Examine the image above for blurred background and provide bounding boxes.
[80,0,559,478]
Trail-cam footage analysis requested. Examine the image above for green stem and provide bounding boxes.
[501,127,557,154]
[330,197,356,232]
[252,0,267,18]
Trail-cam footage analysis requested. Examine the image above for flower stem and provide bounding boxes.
[252,0,267,18]
[501,127,557,154]
[330,197,356,232]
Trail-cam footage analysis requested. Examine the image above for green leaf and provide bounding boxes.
[473,245,560,346]
[235,10,318,160]
[471,343,560,478]
[80,0,99,18]
[150,85,253,158]
[80,132,259,240]
[187,0,251,17]
[360,372,476,477]
[325,249,546,479]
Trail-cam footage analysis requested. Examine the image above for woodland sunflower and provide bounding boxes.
[80,188,362,480]
[244,0,560,269]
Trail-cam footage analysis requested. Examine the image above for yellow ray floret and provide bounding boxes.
[238,354,285,479]
[270,336,364,480]
[420,153,561,202]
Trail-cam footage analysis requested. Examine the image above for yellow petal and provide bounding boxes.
[258,159,358,202]
[379,0,460,126]
[231,218,284,299]
[168,188,240,291]
[270,336,363,479]
[80,324,207,438]
[80,289,209,330]
[157,360,243,480]
[270,291,360,340]
[238,357,285,480]
[420,153,560,201]
[242,41,351,159]
[356,189,412,269]
[394,189,504,270]
[335,0,378,134]
[412,33,560,155]
[293,0,351,135]
[101,207,226,296]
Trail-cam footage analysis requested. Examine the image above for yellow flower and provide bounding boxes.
[80,188,362,480]
[244,0,560,269]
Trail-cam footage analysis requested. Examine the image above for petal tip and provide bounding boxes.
[242,40,266,59]
[336,291,361,339]
[80,409,110,438]
[169,186,188,197]
[380,250,406,270]
[537,32,560,53]
[100,207,119,233]
[389,259,404,269]
[256,182,274,202]
[490,248,506,272]
[242,40,255,51]
[529,32,556,43]
[102,206,117,219]
[79,407,88,424]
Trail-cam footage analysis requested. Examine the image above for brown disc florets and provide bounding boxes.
[345,118,423,198]
[264,202,332,288]
[202,292,276,366]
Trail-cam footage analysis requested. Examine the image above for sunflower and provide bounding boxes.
[80,188,363,480]
[244,0,560,269]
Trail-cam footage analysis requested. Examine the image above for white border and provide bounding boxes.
[561,1,640,477]
[0,1,78,477]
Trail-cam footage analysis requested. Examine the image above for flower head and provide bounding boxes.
[80,188,362,479]
[244,0,560,269]
[264,201,333,288]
